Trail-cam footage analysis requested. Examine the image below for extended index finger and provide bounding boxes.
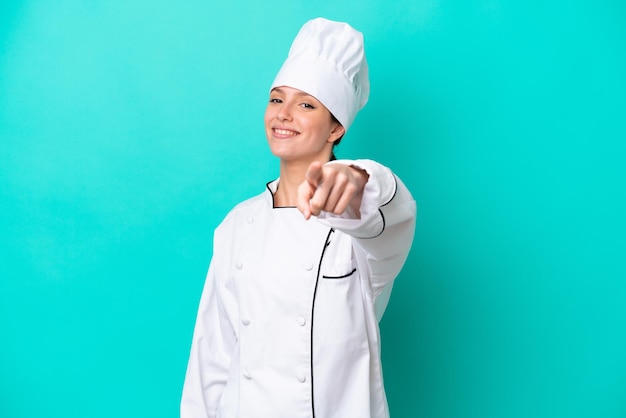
[305,161,324,187]
[297,181,314,220]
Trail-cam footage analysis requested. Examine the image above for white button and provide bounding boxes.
[243,370,252,379]
[296,373,306,383]
[236,261,243,270]
[296,316,306,326]
[247,216,254,224]
[241,318,251,326]
[304,262,314,271]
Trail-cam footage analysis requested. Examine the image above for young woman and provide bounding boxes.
[181,18,416,418]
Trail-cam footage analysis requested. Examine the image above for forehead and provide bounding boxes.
[270,86,316,100]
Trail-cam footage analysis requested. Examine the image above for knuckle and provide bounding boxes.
[310,199,321,211]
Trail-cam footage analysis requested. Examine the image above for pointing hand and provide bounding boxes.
[297,161,369,220]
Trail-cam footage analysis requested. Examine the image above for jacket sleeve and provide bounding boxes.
[180,254,236,418]
[317,159,417,318]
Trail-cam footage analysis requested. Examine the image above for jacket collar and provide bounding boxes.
[265,179,279,207]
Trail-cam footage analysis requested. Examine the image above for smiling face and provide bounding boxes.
[264,86,345,165]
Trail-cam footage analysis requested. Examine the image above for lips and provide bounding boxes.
[272,127,300,138]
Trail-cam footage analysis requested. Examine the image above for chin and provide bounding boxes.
[268,147,292,160]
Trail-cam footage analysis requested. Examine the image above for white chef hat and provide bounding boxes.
[270,17,370,132]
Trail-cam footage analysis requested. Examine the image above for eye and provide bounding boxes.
[269,97,282,103]
[300,102,315,109]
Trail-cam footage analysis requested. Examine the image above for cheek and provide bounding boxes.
[301,114,324,132]
[310,117,333,139]
[263,107,274,126]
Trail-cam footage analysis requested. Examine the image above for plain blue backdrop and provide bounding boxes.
[1,1,625,417]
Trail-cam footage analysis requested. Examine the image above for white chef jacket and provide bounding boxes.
[181,159,416,418]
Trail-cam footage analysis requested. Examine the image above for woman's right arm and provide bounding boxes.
[180,257,236,418]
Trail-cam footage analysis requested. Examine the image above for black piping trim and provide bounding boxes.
[266,180,297,209]
[381,174,399,207]
[265,180,276,208]
[322,267,357,279]
[359,208,386,239]
[359,173,397,239]
[310,227,334,418]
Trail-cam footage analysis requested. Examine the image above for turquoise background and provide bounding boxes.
[1,1,625,417]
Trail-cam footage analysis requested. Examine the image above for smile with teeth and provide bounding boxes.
[273,128,299,137]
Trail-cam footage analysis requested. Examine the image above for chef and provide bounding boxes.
[181,17,417,418]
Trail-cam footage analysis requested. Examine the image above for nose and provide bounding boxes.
[276,103,292,122]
